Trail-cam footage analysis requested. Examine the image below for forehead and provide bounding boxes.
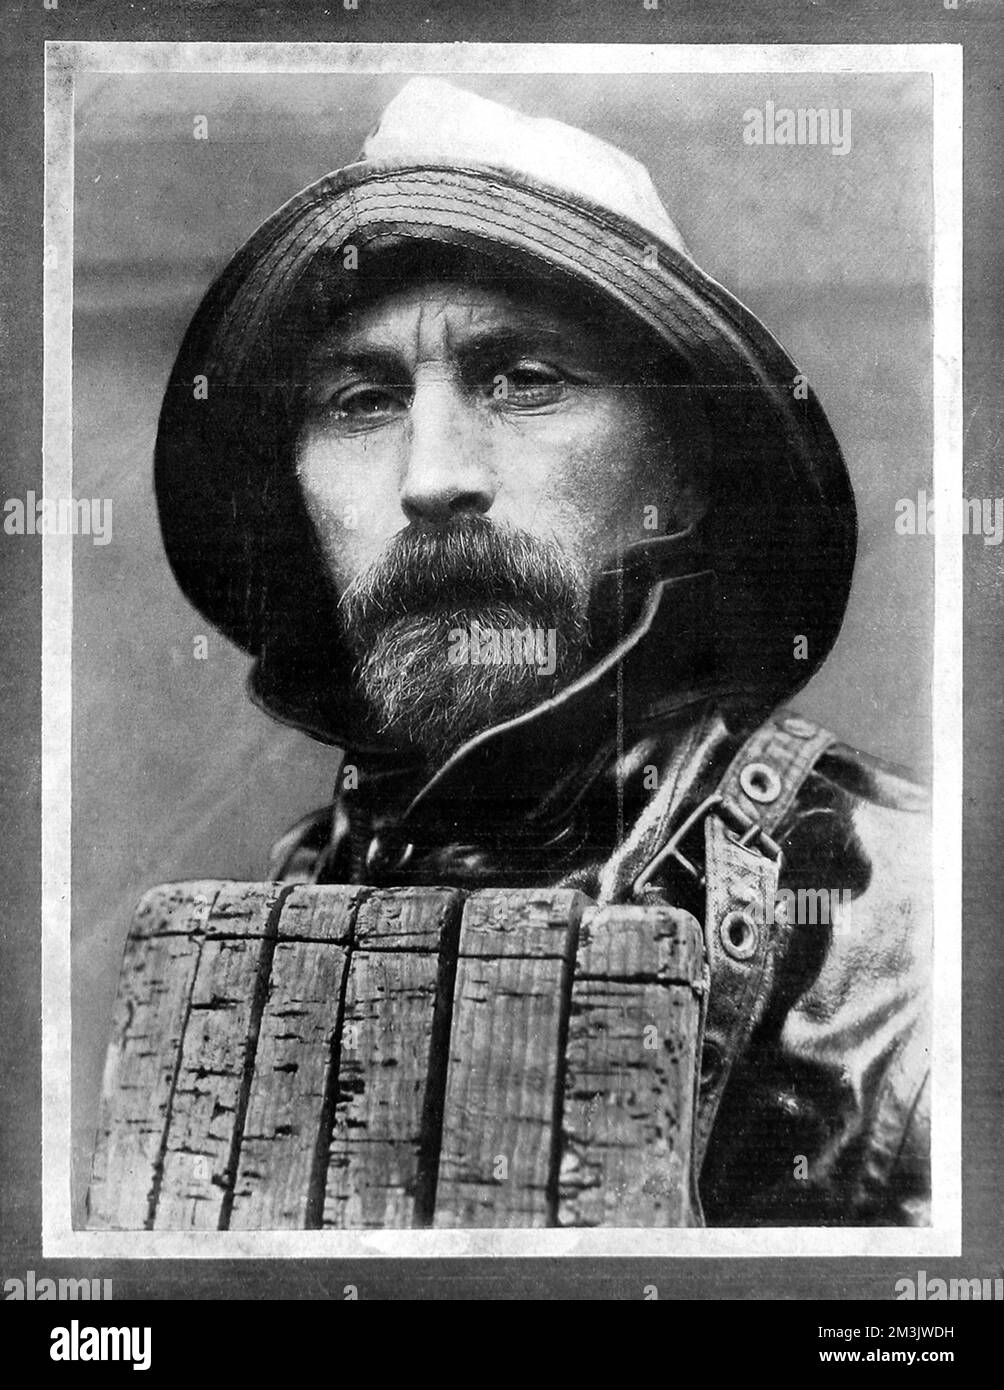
[304,276,631,370]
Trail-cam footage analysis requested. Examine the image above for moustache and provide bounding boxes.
[337,516,589,648]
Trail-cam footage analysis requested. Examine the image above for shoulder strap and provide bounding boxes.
[694,711,835,1172]
[716,711,836,838]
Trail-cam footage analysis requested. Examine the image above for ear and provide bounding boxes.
[660,384,712,533]
[666,468,710,532]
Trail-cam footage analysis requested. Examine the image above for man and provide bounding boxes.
[154,79,931,1225]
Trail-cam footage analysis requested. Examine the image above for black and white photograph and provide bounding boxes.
[2,0,1001,1333]
[44,43,957,1252]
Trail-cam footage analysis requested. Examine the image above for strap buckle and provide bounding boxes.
[632,793,783,898]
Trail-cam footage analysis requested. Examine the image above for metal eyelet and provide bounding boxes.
[719,908,760,961]
[739,761,783,804]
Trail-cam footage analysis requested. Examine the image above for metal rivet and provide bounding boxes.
[781,716,817,739]
[739,761,782,804]
[719,909,760,961]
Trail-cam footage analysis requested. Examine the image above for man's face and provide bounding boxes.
[294,275,678,759]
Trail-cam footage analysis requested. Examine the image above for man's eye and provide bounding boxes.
[491,362,569,407]
[324,384,406,424]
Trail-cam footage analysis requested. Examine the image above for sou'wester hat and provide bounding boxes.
[155,78,857,748]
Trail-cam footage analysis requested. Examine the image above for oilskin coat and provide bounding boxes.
[269,669,932,1230]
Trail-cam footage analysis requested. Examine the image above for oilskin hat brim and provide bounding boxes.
[154,158,856,747]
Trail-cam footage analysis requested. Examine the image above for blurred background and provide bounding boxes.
[70,69,934,1220]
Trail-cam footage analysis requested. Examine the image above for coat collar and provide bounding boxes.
[342,564,769,855]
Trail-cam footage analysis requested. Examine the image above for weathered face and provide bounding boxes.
[295,278,673,585]
[293,275,684,759]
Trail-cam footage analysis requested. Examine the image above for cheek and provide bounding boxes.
[522,406,667,562]
[295,432,405,587]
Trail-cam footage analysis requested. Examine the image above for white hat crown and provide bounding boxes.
[361,77,688,256]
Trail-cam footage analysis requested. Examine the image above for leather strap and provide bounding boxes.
[695,816,780,1168]
[716,712,835,837]
[695,710,835,1170]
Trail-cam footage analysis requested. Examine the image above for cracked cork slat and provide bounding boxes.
[85,884,221,1229]
[150,883,290,1230]
[558,904,705,1228]
[433,889,588,1229]
[323,888,464,1230]
[228,885,365,1230]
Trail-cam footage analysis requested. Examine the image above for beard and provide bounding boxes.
[338,516,591,762]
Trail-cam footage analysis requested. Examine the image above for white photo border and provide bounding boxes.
[42,39,963,1260]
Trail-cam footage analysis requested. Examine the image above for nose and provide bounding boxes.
[399,372,496,523]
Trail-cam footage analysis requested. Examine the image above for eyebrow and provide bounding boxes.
[303,322,595,383]
[303,346,406,382]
